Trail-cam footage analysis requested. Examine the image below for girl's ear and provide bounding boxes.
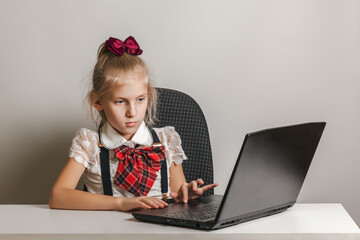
[90,91,103,111]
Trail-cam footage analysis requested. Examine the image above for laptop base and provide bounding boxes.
[132,195,294,230]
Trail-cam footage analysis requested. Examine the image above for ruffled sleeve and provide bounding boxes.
[154,126,188,165]
[68,128,100,168]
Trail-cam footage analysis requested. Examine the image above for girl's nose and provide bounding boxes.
[126,103,137,117]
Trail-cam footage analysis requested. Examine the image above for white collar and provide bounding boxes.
[100,121,152,149]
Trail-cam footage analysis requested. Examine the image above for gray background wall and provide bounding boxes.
[0,0,359,226]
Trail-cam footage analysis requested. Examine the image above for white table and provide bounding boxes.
[0,204,359,240]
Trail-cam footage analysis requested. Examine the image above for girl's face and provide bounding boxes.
[95,75,149,140]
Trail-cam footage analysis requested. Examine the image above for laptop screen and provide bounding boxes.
[217,122,325,222]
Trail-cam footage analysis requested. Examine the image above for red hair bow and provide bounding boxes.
[105,36,143,56]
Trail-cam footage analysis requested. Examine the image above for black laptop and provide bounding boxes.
[132,122,326,230]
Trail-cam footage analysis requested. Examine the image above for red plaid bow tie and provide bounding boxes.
[113,145,165,196]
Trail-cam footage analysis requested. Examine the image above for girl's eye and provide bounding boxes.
[115,100,124,104]
[138,97,146,102]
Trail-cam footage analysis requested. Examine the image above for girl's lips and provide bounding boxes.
[125,121,137,127]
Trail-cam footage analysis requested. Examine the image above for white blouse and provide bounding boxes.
[68,121,187,199]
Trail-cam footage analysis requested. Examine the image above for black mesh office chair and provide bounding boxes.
[155,88,214,196]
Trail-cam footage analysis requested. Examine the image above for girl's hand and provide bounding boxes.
[170,179,218,203]
[117,196,168,212]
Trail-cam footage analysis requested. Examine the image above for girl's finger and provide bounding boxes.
[181,183,189,203]
[170,192,178,199]
[170,192,182,202]
[154,198,168,207]
[137,201,152,210]
[144,198,160,208]
[196,179,205,186]
[200,183,218,192]
[190,180,198,191]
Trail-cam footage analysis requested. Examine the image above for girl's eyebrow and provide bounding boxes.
[114,93,147,100]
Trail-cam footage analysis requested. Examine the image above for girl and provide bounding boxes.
[49,36,217,212]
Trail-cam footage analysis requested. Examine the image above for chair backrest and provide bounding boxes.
[155,88,214,196]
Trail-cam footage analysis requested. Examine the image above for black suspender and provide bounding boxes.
[150,129,168,201]
[99,145,113,196]
[91,126,169,201]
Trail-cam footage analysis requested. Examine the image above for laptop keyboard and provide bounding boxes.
[163,199,221,221]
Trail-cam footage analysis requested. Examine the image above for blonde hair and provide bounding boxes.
[86,41,158,127]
